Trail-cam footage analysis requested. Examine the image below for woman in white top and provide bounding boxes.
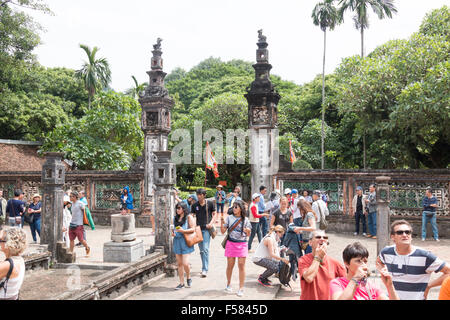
[294,199,317,254]
[62,195,72,248]
[0,227,27,300]
[252,225,290,287]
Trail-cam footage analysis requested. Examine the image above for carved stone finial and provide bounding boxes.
[153,37,163,50]
[258,29,266,43]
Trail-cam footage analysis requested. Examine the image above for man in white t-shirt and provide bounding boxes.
[312,190,329,224]
[377,219,450,300]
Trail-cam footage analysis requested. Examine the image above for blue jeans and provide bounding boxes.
[216,203,224,213]
[367,212,377,236]
[259,216,268,237]
[248,222,262,250]
[355,211,367,234]
[422,211,439,240]
[197,229,211,272]
[30,216,41,242]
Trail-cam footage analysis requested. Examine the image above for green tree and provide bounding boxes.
[338,0,397,168]
[312,0,341,169]
[75,44,111,109]
[125,75,147,99]
[41,91,144,170]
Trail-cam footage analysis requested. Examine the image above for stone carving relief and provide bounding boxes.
[252,107,269,125]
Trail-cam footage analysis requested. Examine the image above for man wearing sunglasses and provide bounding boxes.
[377,220,450,300]
[298,230,346,300]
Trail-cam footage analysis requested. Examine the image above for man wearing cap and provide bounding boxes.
[28,194,42,243]
[6,189,26,228]
[351,186,368,236]
[248,193,269,251]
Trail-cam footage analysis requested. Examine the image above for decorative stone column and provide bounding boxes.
[376,176,391,256]
[139,38,174,220]
[41,152,65,263]
[245,30,280,196]
[153,151,176,264]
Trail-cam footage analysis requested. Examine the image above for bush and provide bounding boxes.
[292,159,313,170]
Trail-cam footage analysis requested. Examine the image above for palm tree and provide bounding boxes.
[75,44,112,109]
[312,0,341,170]
[125,75,147,99]
[338,0,397,168]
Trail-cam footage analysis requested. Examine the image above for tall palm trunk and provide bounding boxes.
[361,26,366,169]
[321,29,327,170]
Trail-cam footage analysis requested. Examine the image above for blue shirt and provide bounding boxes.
[257,193,266,213]
[29,202,42,218]
[6,199,25,217]
[422,196,437,212]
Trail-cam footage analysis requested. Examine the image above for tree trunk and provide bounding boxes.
[361,27,366,169]
[361,27,365,58]
[321,29,327,170]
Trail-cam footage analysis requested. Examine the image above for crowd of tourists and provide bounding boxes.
[171,184,449,300]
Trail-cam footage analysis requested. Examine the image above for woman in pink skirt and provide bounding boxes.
[220,200,252,297]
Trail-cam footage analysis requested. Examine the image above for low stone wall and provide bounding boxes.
[327,212,450,238]
[54,251,167,300]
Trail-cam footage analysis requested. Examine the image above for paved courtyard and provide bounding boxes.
[3,223,448,300]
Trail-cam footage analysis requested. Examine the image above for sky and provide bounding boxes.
[25,0,449,93]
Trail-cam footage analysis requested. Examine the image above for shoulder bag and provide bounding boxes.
[183,216,204,247]
[221,217,242,249]
[317,202,328,230]
[0,258,14,297]
[206,200,217,239]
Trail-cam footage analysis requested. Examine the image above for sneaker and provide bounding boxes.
[362,233,367,237]
[31,240,37,244]
[224,285,233,293]
[175,283,184,290]
[353,232,358,236]
[422,238,426,241]
[267,279,273,285]
[257,277,271,287]
[201,270,207,278]
[435,239,440,242]
[236,289,244,297]
[85,246,90,256]
[186,278,192,288]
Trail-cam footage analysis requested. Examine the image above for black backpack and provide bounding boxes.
[278,260,292,290]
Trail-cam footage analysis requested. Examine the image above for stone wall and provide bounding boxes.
[0,170,152,227]
[275,169,450,238]
[0,140,45,172]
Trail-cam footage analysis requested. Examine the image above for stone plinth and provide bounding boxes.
[110,214,137,242]
[103,240,144,263]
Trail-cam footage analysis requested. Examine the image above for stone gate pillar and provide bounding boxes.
[41,152,65,262]
[153,151,176,264]
[245,30,280,196]
[376,176,391,256]
[139,38,174,225]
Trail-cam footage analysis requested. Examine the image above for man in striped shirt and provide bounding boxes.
[377,220,450,300]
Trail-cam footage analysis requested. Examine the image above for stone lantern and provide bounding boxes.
[41,152,65,262]
[376,176,391,256]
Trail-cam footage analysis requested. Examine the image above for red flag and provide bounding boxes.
[289,140,297,164]
[205,142,219,178]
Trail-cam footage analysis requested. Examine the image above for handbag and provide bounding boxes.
[24,210,34,224]
[183,226,203,247]
[208,225,217,239]
[221,217,242,249]
[317,203,328,230]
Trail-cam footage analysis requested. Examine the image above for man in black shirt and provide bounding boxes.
[191,188,217,277]
[351,186,367,236]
